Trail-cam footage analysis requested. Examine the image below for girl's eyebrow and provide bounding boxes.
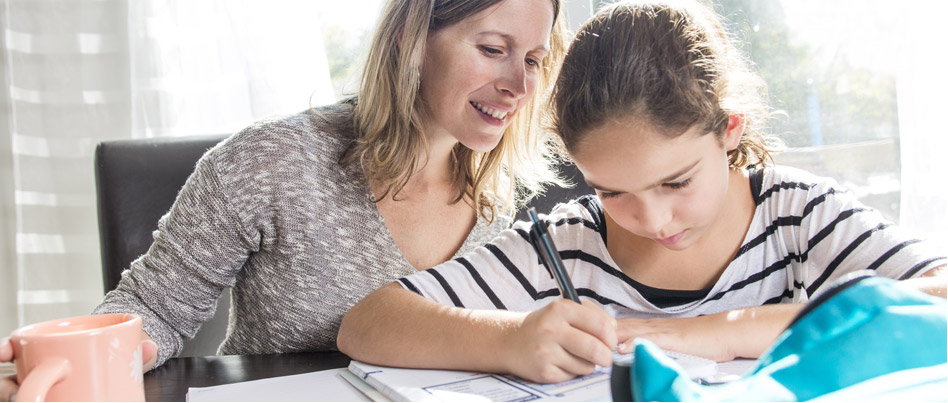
[584,179,620,193]
[584,159,700,192]
[654,159,700,185]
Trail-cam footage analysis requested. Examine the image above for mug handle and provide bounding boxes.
[15,358,70,402]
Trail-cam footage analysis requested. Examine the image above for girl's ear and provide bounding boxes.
[723,114,745,151]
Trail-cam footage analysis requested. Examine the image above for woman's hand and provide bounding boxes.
[0,331,158,402]
[1,338,15,402]
[141,332,158,372]
[616,304,802,362]
[503,299,617,383]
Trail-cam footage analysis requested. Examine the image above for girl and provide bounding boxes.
[337,0,946,384]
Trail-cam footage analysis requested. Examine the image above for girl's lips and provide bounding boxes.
[654,230,685,246]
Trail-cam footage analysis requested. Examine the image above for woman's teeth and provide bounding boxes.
[471,101,507,120]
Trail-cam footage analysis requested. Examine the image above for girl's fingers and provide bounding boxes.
[531,347,596,384]
[531,363,576,385]
[572,301,619,348]
[553,350,599,378]
[558,328,614,368]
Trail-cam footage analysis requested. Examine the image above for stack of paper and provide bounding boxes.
[188,351,750,402]
[345,350,720,402]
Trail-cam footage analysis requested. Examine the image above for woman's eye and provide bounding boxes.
[663,178,692,190]
[479,46,503,56]
[525,58,540,68]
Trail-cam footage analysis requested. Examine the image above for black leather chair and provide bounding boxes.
[516,162,593,222]
[94,134,230,357]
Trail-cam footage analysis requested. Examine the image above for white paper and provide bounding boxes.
[705,358,757,383]
[612,349,718,380]
[186,368,370,402]
[347,349,722,402]
[348,360,612,402]
[338,370,392,402]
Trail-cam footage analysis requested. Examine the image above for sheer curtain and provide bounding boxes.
[0,0,334,335]
[896,1,948,251]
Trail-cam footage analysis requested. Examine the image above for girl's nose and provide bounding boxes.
[634,200,672,237]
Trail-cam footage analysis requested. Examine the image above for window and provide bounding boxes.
[715,0,903,222]
[318,2,385,99]
[565,0,918,225]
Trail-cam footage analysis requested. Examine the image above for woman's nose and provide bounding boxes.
[496,61,527,99]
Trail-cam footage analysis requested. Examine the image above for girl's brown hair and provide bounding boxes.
[551,0,781,168]
[343,0,569,222]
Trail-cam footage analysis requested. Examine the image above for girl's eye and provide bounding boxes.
[525,57,540,69]
[663,178,692,190]
[598,190,621,199]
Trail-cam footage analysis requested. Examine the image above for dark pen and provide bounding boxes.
[527,207,581,303]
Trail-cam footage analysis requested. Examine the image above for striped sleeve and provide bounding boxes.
[774,167,945,296]
[395,223,549,311]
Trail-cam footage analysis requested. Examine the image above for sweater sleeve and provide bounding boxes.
[93,145,259,368]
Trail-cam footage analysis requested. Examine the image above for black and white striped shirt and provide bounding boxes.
[398,166,945,318]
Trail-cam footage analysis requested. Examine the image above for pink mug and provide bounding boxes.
[10,313,145,402]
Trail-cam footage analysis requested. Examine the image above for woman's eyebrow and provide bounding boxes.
[477,31,550,52]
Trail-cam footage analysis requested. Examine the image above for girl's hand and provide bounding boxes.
[503,299,617,383]
[616,304,801,362]
[615,315,736,362]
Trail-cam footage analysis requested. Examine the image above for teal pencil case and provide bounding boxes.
[612,272,947,401]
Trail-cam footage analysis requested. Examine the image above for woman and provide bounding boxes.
[1,1,567,398]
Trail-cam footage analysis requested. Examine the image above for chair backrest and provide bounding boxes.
[94,134,229,357]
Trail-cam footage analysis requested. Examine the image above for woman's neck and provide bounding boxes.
[371,131,461,202]
[404,134,459,193]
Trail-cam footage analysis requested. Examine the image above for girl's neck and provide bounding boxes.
[606,168,755,291]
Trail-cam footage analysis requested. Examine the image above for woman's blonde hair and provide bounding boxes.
[552,0,782,168]
[342,0,569,223]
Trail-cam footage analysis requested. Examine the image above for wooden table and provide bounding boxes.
[143,351,351,401]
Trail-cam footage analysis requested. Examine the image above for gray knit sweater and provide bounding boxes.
[93,103,509,367]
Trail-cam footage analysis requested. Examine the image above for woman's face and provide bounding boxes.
[571,118,742,251]
[418,0,554,152]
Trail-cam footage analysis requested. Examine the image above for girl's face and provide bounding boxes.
[418,0,553,152]
[571,117,743,251]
